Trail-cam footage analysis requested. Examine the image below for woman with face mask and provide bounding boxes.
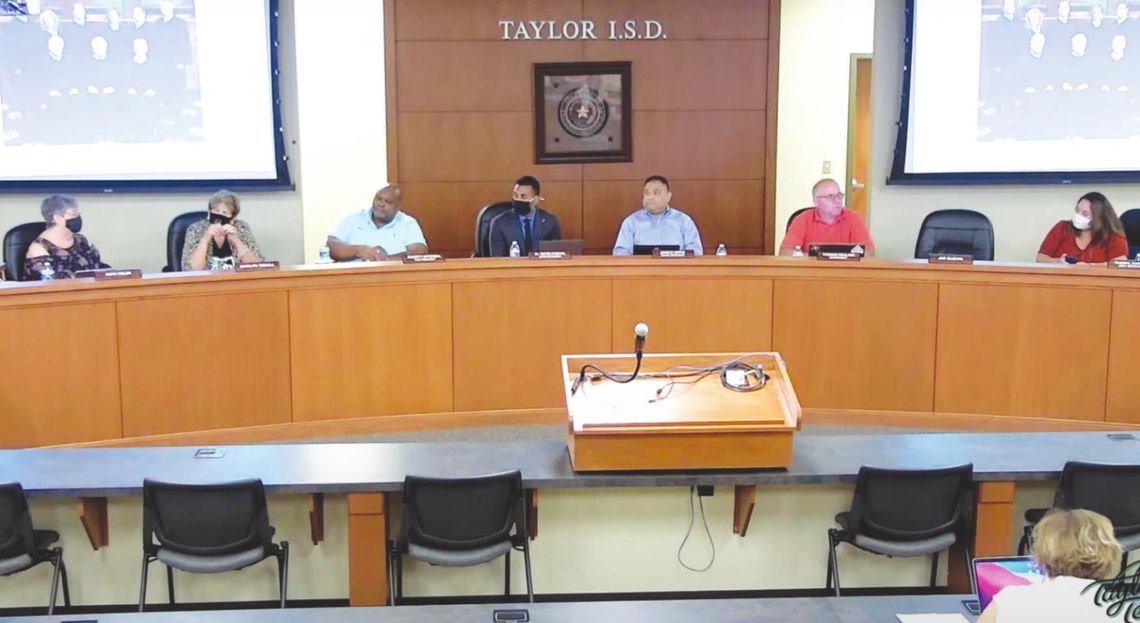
[181,190,263,271]
[1036,192,1128,265]
[23,194,103,280]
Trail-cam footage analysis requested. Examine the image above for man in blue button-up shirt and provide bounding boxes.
[612,175,703,255]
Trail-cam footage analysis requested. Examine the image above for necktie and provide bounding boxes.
[523,217,533,255]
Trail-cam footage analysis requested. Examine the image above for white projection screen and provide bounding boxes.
[0,0,290,191]
[890,0,1140,184]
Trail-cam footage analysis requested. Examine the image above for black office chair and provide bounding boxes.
[826,464,974,597]
[3,222,47,281]
[914,209,995,261]
[139,479,289,611]
[162,211,207,272]
[786,207,811,233]
[1120,209,1140,260]
[0,483,70,614]
[390,470,533,604]
[1017,461,1140,564]
[474,202,513,257]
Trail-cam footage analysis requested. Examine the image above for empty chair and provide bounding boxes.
[826,464,974,597]
[139,479,289,611]
[2,222,47,281]
[914,209,994,260]
[162,211,208,272]
[474,202,513,257]
[390,470,533,604]
[1017,461,1140,564]
[0,483,70,614]
[786,207,811,233]
[1120,209,1140,259]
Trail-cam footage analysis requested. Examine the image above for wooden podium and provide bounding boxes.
[562,352,801,471]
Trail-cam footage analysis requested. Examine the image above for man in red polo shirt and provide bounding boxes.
[780,178,876,256]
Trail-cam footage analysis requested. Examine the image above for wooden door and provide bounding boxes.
[846,55,872,218]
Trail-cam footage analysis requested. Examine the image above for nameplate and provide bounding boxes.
[235,261,280,272]
[76,268,142,280]
[403,254,445,263]
[652,249,694,258]
[929,254,974,265]
[1112,259,1140,270]
[194,448,226,459]
[529,251,571,260]
[816,252,861,262]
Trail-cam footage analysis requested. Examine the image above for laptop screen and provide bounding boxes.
[973,556,1047,610]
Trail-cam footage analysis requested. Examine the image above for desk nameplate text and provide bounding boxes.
[77,268,143,280]
[529,251,571,260]
[652,250,695,259]
[929,254,974,265]
[817,252,861,262]
[403,254,445,264]
[235,261,281,272]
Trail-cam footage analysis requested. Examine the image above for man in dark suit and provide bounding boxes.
[489,176,562,257]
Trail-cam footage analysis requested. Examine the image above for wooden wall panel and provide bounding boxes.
[398,113,583,182]
[395,0,584,41]
[396,41,584,112]
[118,293,291,438]
[772,280,938,412]
[290,284,453,421]
[1108,291,1140,423]
[582,180,764,252]
[584,41,768,110]
[404,181,583,254]
[453,279,612,410]
[612,278,772,353]
[936,285,1111,420]
[583,0,770,40]
[388,0,776,256]
[0,303,121,447]
[582,111,766,181]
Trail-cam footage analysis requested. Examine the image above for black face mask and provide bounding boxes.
[209,212,232,226]
[65,216,82,233]
[512,199,533,216]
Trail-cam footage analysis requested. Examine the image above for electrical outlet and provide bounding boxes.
[822,160,832,174]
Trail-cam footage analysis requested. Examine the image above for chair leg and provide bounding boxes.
[166,564,176,605]
[1124,551,1130,570]
[138,556,151,612]
[1018,525,1032,555]
[825,536,833,591]
[929,551,940,589]
[47,551,62,615]
[59,555,71,607]
[827,529,842,597]
[387,541,397,607]
[504,549,512,597]
[278,541,290,609]
[395,545,404,602]
[522,541,534,604]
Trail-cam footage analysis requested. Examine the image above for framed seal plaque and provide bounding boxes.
[533,61,632,164]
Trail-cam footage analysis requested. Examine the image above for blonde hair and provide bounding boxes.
[1032,509,1122,580]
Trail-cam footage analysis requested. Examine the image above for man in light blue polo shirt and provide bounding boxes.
[613,175,703,255]
[327,185,429,261]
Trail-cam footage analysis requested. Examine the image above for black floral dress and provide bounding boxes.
[23,234,103,280]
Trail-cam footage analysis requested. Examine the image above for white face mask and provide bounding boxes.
[1072,213,1092,230]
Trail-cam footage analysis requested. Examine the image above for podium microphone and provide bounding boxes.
[571,322,650,395]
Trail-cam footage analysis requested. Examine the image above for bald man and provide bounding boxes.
[780,178,875,256]
[327,186,429,261]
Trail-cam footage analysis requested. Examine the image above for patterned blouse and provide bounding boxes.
[23,234,103,280]
[180,219,263,271]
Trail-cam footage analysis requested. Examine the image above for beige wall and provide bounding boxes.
[870,0,1140,262]
[0,483,1058,607]
[774,0,874,250]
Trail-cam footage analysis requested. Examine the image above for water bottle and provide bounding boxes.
[715,243,727,256]
[317,245,331,264]
[509,240,521,258]
[40,264,55,281]
[792,245,805,258]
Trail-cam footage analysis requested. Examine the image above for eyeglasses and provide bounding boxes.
[813,193,845,202]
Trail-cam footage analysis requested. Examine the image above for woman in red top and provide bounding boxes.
[1036,192,1128,265]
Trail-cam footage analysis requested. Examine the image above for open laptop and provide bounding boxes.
[633,244,680,256]
[538,239,583,255]
[966,556,1046,614]
[808,243,865,257]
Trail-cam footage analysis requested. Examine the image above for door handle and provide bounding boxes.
[851,179,866,189]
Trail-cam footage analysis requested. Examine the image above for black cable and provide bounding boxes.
[677,486,716,573]
[572,355,768,401]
